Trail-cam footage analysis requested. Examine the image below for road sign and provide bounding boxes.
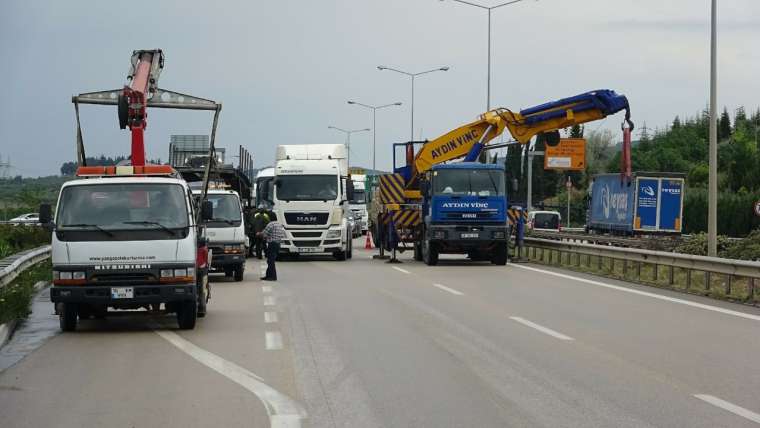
[755,200,760,217]
[544,138,586,171]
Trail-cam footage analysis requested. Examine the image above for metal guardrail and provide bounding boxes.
[0,246,52,289]
[521,238,759,302]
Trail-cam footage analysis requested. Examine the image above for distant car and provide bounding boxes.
[9,213,40,225]
[527,210,561,232]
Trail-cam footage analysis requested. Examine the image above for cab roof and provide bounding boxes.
[432,162,505,171]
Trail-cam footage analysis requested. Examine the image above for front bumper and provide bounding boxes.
[210,253,245,269]
[427,224,508,251]
[50,283,197,304]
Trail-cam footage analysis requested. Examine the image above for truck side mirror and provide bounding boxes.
[346,179,355,201]
[39,203,52,225]
[201,200,214,221]
[511,179,519,193]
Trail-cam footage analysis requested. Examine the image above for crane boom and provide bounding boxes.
[120,50,165,166]
[413,89,632,176]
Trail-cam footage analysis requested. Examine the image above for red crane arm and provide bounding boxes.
[120,50,164,166]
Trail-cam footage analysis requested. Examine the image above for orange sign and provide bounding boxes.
[544,138,586,171]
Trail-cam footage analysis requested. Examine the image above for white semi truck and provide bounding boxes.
[272,144,354,260]
[349,173,368,234]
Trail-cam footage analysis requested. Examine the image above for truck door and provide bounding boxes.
[635,177,659,231]
[658,178,684,232]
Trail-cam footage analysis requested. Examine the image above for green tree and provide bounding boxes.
[719,107,731,140]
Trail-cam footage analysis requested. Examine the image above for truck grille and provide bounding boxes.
[290,231,323,238]
[444,211,499,220]
[285,212,329,225]
[92,273,156,283]
[292,240,320,247]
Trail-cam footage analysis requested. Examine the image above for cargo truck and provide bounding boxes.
[586,173,685,235]
[349,172,368,234]
[271,144,354,260]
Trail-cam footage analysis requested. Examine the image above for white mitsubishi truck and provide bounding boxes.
[40,165,212,331]
[272,144,354,260]
[349,173,368,234]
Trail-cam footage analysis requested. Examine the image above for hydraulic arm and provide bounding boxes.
[412,89,632,178]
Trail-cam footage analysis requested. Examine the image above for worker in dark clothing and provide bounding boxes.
[258,212,285,281]
[252,206,270,259]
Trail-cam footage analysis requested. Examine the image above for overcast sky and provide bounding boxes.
[1,0,759,177]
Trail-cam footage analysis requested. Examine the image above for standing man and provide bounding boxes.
[252,206,270,259]
[258,212,285,281]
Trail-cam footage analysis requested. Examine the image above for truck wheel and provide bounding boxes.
[60,303,78,332]
[423,239,438,266]
[233,264,244,282]
[197,273,208,318]
[413,242,423,261]
[334,250,347,261]
[492,244,507,265]
[177,301,197,330]
[347,238,353,259]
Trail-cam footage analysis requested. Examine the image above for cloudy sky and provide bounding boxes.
[1,0,758,177]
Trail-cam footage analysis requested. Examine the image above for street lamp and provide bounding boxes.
[327,126,370,167]
[347,101,402,172]
[377,65,449,141]
[708,0,718,256]
[439,0,536,110]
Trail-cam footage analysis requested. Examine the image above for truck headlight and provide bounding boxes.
[53,270,86,285]
[174,268,188,277]
[224,244,244,254]
[72,271,86,280]
[161,269,174,278]
[493,231,506,239]
[433,230,446,240]
[59,271,73,280]
[326,229,342,239]
[332,208,343,225]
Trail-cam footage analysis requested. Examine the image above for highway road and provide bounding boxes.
[2,237,760,427]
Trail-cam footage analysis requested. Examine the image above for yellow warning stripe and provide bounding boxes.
[380,174,406,204]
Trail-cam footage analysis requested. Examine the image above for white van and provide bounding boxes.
[528,210,562,232]
[194,188,247,281]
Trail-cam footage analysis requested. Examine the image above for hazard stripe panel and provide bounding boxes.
[380,174,406,204]
[507,208,528,226]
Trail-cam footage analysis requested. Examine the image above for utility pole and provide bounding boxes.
[708,0,718,257]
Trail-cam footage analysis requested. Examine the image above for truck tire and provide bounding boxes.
[233,264,244,282]
[334,250,347,261]
[347,238,353,259]
[422,239,438,266]
[177,300,197,330]
[491,244,507,265]
[197,273,209,318]
[60,303,78,332]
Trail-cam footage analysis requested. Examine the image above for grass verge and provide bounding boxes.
[0,260,51,325]
[517,246,759,306]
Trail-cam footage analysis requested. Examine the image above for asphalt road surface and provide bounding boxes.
[2,237,760,428]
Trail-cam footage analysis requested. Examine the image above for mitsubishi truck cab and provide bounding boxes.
[272,144,353,260]
[349,173,368,234]
[194,188,247,281]
[41,165,211,331]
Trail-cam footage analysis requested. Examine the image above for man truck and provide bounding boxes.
[269,144,354,260]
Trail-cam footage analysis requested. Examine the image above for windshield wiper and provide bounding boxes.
[122,221,177,236]
[62,223,115,237]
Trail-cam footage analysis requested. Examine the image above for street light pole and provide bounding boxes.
[440,0,535,111]
[708,0,718,257]
[347,101,402,172]
[378,66,449,141]
[328,126,371,167]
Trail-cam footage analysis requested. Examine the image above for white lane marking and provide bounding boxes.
[265,311,279,323]
[513,264,760,322]
[694,394,760,424]
[155,330,306,427]
[265,331,284,350]
[432,283,464,296]
[509,316,574,341]
[262,285,273,294]
[392,266,411,274]
[264,295,276,307]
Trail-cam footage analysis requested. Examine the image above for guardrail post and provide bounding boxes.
[637,261,642,280]
[596,255,602,271]
[725,274,732,296]
[686,269,692,290]
[704,271,711,291]
[749,277,755,301]
[653,264,658,283]
[668,266,675,286]
[622,259,628,278]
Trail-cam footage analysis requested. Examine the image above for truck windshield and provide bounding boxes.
[276,175,338,201]
[57,183,189,230]
[350,189,366,204]
[206,194,242,223]
[433,169,505,197]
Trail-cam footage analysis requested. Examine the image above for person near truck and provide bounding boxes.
[252,206,270,259]
[258,212,285,281]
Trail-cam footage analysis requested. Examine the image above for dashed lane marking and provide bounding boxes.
[265,312,278,323]
[265,331,284,350]
[262,285,273,294]
[264,296,276,307]
[392,266,411,274]
[432,283,464,296]
[155,329,306,428]
[509,316,574,341]
[512,264,760,322]
[694,394,760,424]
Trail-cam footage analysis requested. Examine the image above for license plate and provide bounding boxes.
[111,287,134,299]
[298,247,321,253]
[461,233,479,239]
